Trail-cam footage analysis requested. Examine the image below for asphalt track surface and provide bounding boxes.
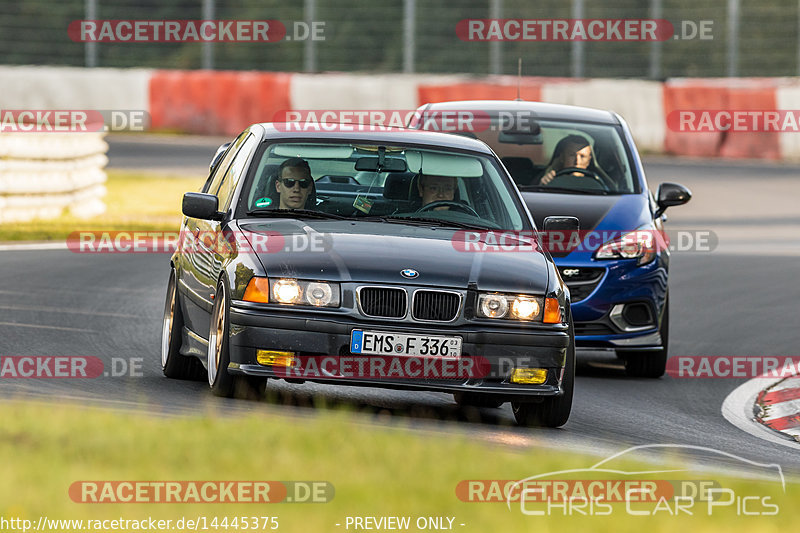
[1,134,799,479]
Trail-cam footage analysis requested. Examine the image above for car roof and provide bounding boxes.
[418,99,621,125]
[252,122,495,154]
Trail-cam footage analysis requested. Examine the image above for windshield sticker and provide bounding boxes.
[255,197,272,208]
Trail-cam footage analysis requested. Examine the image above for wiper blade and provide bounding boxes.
[519,185,610,195]
[375,216,493,231]
[246,208,347,220]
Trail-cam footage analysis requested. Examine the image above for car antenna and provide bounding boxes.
[515,58,523,101]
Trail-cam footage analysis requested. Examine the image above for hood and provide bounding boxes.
[521,192,652,258]
[237,219,551,293]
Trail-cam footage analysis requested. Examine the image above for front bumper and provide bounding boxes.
[558,256,668,350]
[227,303,570,398]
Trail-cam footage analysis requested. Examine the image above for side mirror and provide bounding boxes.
[182,192,222,221]
[655,182,691,218]
[543,216,580,233]
[209,143,231,173]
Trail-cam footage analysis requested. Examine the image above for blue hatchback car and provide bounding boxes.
[412,100,691,377]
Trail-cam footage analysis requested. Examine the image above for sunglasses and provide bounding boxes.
[279,178,312,189]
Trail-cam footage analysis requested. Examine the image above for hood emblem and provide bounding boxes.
[400,269,419,279]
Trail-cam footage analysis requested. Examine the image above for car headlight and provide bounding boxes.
[273,279,303,304]
[478,294,509,318]
[477,293,555,322]
[243,277,340,307]
[594,229,657,265]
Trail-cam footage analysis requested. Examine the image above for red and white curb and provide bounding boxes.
[722,376,800,449]
[756,377,800,442]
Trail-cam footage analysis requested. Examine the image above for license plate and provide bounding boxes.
[350,330,462,358]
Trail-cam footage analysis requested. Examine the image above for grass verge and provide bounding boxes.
[0,400,796,532]
[0,170,200,242]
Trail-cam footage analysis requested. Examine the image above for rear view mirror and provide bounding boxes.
[497,112,542,144]
[354,156,407,172]
[498,130,543,145]
[655,182,691,217]
[182,192,222,221]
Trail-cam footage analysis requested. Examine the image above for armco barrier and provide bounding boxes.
[0,133,107,223]
[149,70,292,135]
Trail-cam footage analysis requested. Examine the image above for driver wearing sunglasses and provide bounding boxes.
[275,157,314,210]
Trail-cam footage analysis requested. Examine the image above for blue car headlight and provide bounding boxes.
[594,228,658,266]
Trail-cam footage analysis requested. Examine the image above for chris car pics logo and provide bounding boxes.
[495,445,784,517]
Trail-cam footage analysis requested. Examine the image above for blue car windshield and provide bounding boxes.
[425,116,638,195]
[242,142,529,231]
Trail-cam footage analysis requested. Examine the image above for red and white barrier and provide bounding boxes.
[7,65,800,161]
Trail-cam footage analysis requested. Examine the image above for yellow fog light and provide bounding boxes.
[256,350,297,367]
[510,368,548,385]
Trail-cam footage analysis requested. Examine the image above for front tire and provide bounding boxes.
[207,280,266,398]
[161,269,204,380]
[512,323,575,428]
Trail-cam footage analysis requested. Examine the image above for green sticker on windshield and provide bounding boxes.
[353,195,374,214]
[255,197,272,208]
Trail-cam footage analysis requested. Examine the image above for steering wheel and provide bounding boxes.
[416,200,480,217]
[552,167,610,191]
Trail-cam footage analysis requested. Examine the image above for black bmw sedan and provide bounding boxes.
[161,123,575,427]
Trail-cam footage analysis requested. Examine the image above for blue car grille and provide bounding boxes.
[558,266,605,303]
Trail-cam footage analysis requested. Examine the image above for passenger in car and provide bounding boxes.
[275,157,314,209]
[417,173,457,210]
[539,134,596,185]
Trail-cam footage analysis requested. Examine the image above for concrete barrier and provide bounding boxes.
[290,73,461,111]
[0,133,107,223]
[0,65,151,111]
[541,79,664,154]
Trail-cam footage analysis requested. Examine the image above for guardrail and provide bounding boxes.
[0,133,108,223]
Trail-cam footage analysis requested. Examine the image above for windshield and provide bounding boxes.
[422,114,638,195]
[238,142,529,231]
